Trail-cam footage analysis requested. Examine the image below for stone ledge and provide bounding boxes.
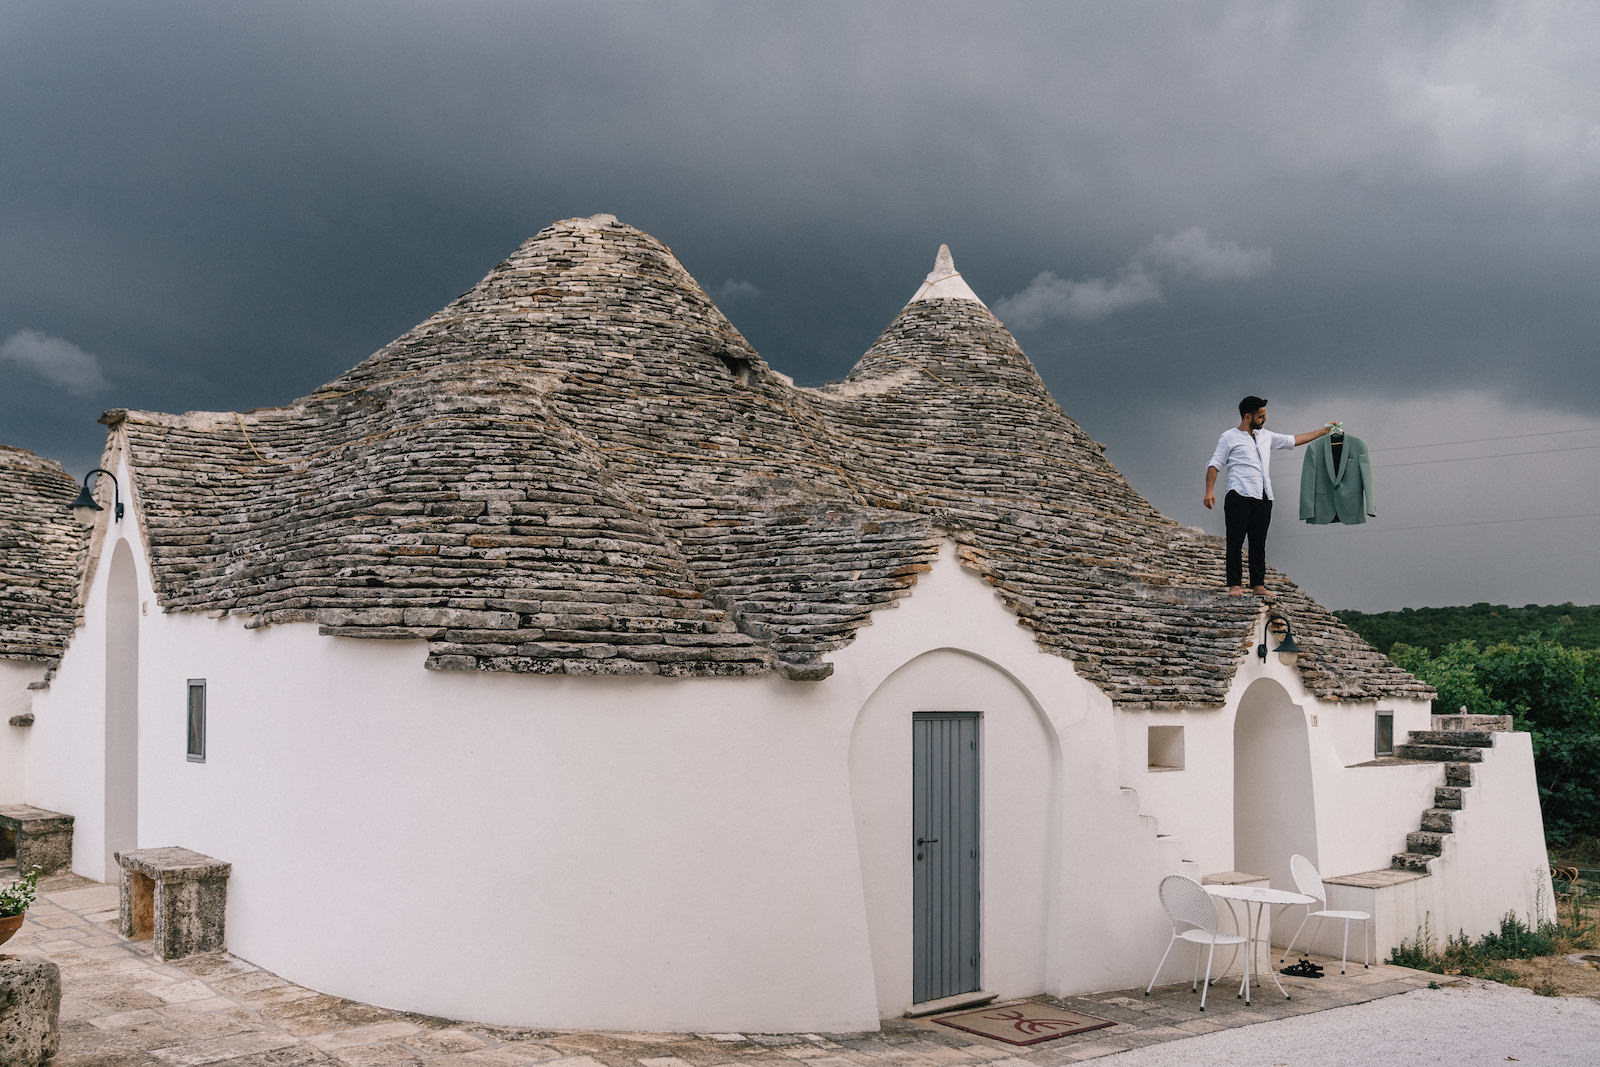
[1324,868,1429,890]
[115,846,231,882]
[1345,756,1433,768]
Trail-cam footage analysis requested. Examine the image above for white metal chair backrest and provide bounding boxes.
[1290,854,1327,906]
[1158,874,1221,934]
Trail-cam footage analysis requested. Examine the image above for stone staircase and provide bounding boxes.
[1388,714,1513,873]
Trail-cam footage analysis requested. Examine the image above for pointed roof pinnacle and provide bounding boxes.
[908,244,987,307]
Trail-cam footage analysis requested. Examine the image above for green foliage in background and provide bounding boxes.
[1389,636,1600,848]
[1336,602,1600,656]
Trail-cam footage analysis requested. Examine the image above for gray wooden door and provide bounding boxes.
[912,712,980,1003]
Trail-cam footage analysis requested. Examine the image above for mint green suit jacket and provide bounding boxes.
[1299,434,1374,524]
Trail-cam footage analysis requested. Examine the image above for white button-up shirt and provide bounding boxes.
[1208,427,1296,500]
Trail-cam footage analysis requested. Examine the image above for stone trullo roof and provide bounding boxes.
[0,446,90,665]
[109,214,1430,707]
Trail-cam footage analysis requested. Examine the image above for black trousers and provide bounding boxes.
[1224,491,1272,588]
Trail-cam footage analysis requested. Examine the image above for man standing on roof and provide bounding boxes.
[1204,396,1337,597]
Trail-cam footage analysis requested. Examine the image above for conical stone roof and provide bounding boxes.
[0,446,90,666]
[112,215,1430,705]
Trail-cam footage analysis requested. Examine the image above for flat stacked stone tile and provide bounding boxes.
[109,214,1431,706]
[0,446,89,668]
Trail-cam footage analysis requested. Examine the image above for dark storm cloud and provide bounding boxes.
[3,1,1597,608]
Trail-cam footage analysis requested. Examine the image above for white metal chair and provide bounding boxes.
[1280,854,1371,974]
[1145,874,1246,1010]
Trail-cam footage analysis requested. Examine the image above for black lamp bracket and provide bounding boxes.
[71,468,124,523]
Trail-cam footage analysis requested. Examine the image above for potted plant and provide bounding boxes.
[0,865,42,948]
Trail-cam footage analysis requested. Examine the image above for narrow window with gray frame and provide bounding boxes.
[1374,709,1394,758]
[187,679,206,762]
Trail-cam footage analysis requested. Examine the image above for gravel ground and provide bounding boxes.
[1090,980,1600,1066]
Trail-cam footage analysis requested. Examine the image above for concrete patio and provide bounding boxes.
[3,864,1460,1066]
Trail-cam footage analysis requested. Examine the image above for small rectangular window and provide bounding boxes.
[1374,709,1394,758]
[187,679,206,762]
[1148,725,1185,771]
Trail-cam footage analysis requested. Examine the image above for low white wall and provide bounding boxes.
[1297,733,1552,964]
[1437,732,1555,936]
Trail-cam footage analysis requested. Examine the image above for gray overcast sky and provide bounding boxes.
[4,1,1597,612]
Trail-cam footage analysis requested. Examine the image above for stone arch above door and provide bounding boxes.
[848,648,1062,1016]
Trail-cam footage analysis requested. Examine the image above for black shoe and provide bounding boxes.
[1282,958,1324,978]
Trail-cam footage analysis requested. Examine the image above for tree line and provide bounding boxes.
[1334,602,1600,656]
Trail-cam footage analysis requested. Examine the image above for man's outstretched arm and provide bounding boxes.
[1293,422,1339,446]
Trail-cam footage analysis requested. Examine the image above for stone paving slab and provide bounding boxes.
[0,865,1455,1066]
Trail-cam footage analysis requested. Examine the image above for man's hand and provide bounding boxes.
[1204,490,1215,510]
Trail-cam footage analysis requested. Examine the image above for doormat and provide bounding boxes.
[932,1001,1115,1045]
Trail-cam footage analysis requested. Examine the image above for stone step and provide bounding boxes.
[1394,743,1485,763]
[1406,830,1449,855]
[1420,808,1457,833]
[1391,851,1437,873]
[1446,764,1475,787]
[1433,714,1513,732]
[1434,786,1465,810]
[1407,730,1496,748]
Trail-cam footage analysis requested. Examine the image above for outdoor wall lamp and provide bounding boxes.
[1257,616,1302,666]
[68,468,123,527]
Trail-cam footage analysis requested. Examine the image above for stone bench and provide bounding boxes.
[115,847,231,960]
[0,805,74,875]
[0,955,61,1066]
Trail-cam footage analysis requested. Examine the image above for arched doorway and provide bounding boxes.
[105,539,139,876]
[849,649,1060,1016]
[1232,678,1316,891]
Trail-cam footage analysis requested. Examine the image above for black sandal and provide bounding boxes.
[1281,958,1324,978]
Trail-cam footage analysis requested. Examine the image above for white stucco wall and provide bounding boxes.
[19,448,135,880]
[1,658,48,804]
[20,522,1179,1031]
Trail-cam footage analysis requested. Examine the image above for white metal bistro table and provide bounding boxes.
[1204,883,1316,1004]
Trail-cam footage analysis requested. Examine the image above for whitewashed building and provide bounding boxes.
[4,215,1552,1032]
[1,446,88,806]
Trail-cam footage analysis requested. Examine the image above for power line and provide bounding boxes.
[1120,435,1600,494]
[1276,511,1600,538]
[1276,442,1600,478]
[1368,425,1600,453]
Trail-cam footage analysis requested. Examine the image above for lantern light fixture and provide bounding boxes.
[68,468,123,527]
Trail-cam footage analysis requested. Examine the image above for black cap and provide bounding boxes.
[1239,395,1268,416]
